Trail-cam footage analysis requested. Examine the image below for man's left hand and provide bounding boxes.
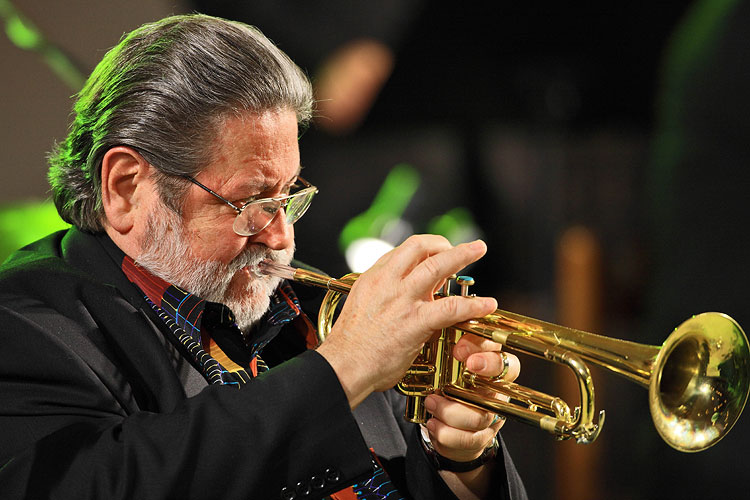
[423,334,521,463]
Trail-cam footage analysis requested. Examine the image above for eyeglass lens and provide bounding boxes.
[232,188,316,236]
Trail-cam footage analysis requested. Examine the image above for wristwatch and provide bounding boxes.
[420,427,499,473]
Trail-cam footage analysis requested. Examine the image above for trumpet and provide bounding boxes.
[259,261,750,452]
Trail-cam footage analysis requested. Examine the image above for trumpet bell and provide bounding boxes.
[651,313,750,452]
[259,260,750,451]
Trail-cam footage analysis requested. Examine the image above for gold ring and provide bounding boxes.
[498,351,510,379]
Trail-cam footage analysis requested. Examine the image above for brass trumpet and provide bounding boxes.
[259,261,750,452]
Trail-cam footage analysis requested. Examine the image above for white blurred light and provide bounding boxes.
[345,238,394,273]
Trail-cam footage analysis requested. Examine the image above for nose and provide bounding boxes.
[248,208,294,250]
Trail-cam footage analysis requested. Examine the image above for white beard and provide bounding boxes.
[134,201,294,331]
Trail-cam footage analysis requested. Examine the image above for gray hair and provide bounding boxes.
[48,14,314,232]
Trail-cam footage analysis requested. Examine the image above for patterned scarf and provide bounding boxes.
[120,255,405,499]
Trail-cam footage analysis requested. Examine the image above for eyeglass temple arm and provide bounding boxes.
[183,173,315,210]
[181,175,242,212]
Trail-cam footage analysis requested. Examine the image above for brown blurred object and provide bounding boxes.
[314,38,394,134]
[554,226,603,500]
[0,0,179,205]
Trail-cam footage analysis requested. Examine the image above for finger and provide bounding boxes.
[418,295,497,333]
[372,234,454,277]
[489,413,507,432]
[432,277,449,296]
[465,351,521,382]
[406,239,488,295]
[425,394,496,432]
[453,335,503,361]
[425,417,498,462]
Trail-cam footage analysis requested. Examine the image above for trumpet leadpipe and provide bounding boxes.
[258,260,750,451]
[258,261,352,294]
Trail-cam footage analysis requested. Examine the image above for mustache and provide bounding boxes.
[226,244,294,275]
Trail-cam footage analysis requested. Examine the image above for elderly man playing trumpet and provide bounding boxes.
[0,14,525,500]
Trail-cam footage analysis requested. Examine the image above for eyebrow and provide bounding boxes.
[235,165,304,202]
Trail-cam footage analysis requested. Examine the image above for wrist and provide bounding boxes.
[420,426,499,473]
[316,340,373,409]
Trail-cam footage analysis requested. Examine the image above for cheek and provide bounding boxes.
[180,195,241,259]
[183,223,246,263]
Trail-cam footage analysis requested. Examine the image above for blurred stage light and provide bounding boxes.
[338,163,483,272]
[345,237,395,273]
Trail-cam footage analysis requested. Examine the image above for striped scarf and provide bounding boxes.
[121,255,405,499]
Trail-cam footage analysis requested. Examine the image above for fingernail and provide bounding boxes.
[426,419,436,433]
[470,240,485,250]
[483,297,497,310]
[424,396,437,412]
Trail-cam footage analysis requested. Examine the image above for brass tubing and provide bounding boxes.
[463,334,602,443]
[454,311,659,388]
[466,374,572,421]
[260,262,750,451]
[293,268,355,295]
[442,384,572,438]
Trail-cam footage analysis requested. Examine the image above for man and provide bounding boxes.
[0,14,526,499]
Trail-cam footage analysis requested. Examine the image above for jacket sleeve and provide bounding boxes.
[382,390,528,500]
[0,304,378,500]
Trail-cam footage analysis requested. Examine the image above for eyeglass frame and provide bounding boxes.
[181,174,318,236]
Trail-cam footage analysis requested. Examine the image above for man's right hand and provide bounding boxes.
[316,234,497,409]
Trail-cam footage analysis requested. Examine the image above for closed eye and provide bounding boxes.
[232,174,304,207]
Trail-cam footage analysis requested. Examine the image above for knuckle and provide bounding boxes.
[421,257,442,280]
[416,305,435,331]
[458,430,484,451]
[404,234,428,252]
[441,296,460,317]
[402,234,419,249]
[421,299,459,331]
[465,410,486,430]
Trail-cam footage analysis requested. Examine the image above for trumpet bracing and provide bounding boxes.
[259,261,750,452]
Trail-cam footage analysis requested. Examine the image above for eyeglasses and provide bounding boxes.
[183,175,318,236]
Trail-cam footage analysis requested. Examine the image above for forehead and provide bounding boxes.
[201,109,301,193]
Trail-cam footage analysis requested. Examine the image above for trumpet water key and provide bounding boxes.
[258,261,750,452]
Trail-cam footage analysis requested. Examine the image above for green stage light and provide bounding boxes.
[1,0,85,91]
[0,200,69,263]
[338,163,420,253]
[427,207,481,246]
[3,9,41,49]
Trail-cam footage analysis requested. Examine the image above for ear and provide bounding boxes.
[100,146,155,234]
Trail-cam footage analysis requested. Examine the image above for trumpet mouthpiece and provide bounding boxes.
[258,260,296,280]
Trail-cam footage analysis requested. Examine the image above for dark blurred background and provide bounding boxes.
[3,1,749,498]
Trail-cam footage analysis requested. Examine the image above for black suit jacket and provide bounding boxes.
[0,228,526,499]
